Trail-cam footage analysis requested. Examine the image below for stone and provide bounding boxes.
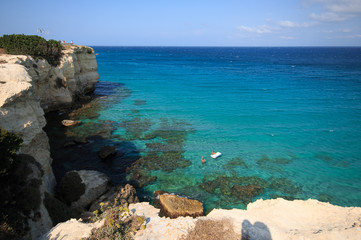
[72,170,111,209]
[89,184,139,212]
[158,194,204,219]
[98,145,116,160]
[60,170,110,209]
[61,119,81,127]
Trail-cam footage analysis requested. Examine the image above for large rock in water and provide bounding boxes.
[158,194,204,218]
[59,170,110,209]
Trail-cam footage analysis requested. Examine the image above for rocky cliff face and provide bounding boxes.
[0,46,99,239]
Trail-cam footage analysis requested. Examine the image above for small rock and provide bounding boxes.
[61,119,81,127]
[158,194,203,218]
[98,145,116,160]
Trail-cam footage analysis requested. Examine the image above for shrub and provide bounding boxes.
[86,200,145,240]
[0,127,22,176]
[0,34,63,66]
[183,219,240,240]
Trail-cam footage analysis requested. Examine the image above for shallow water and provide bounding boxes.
[48,47,361,211]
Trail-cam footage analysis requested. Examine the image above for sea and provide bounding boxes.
[47,47,361,212]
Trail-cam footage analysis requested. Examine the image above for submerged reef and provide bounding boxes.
[126,118,194,188]
[199,174,301,208]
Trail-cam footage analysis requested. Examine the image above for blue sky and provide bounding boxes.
[1,0,361,46]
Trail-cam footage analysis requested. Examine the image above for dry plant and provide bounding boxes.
[183,219,241,240]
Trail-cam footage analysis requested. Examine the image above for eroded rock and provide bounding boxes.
[159,194,204,218]
[61,119,81,127]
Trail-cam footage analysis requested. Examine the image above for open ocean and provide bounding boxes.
[49,47,361,211]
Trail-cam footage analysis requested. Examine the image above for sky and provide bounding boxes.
[1,0,361,46]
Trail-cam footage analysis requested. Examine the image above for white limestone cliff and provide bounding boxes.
[42,199,361,240]
[0,45,99,239]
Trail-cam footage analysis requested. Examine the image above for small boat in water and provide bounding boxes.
[211,152,222,159]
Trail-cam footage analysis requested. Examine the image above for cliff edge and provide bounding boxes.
[43,198,361,240]
[0,45,99,239]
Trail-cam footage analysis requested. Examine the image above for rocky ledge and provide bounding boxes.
[0,45,99,239]
[44,198,361,240]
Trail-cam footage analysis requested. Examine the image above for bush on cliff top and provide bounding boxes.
[0,34,63,66]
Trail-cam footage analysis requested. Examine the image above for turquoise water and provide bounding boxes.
[61,47,361,210]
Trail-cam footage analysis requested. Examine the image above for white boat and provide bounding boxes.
[211,152,222,159]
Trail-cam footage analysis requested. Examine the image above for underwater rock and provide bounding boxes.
[158,194,204,218]
[268,177,301,195]
[128,168,157,188]
[98,145,116,160]
[231,184,263,203]
[61,119,81,127]
[223,157,248,174]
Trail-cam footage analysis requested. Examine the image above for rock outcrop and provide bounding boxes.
[59,170,110,209]
[0,45,99,239]
[158,194,204,218]
[89,184,139,212]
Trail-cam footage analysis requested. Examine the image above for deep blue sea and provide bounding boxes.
[57,47,361,211]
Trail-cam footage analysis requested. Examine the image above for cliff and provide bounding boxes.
[43,198,361,240]
[0,45,99,239]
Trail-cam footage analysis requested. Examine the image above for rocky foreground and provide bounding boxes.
[42,198,361,240]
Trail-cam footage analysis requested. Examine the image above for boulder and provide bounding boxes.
[61,119,81,127]
[89,184,139,212]
[158,194,203,219]
[98,145,116,160]
[59,170,110,209]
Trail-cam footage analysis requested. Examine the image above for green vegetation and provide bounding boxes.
[0,127,22,176]
[0,128,43,240]
[86,200,145,240]
[0,34,63,66]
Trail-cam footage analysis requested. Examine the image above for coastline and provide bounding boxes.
[1,46,361,239]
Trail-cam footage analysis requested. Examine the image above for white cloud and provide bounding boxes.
[310,12,352,21]
[237,25,274,34]
[309,0,361,22]
[318,0,361,13]
[278,20,314,27]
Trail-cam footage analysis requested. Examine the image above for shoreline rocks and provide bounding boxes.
[61,119,81,127]
[158,194,204,219]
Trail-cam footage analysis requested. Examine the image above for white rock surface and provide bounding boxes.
[41,198,361,240]
[0,46,99,239]
[40,218,105,240]
[71,170,111,209]
[0,45,99,112]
